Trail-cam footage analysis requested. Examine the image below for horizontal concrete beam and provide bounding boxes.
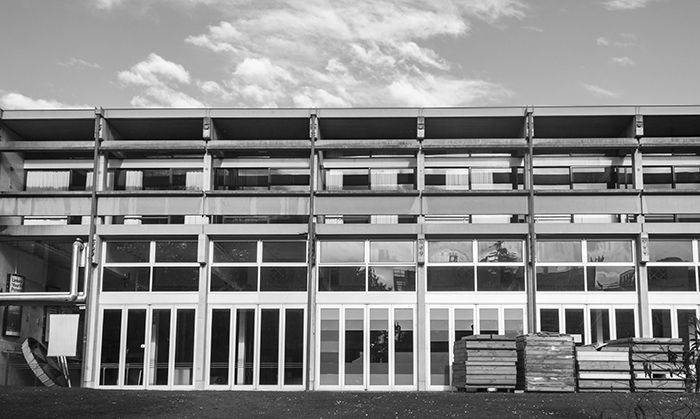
[205,196,309,215]
[316,224,419,236]
[644,194,700,214]
[316,195,420,215]
[97,196,202,215]
[533,138,638,148]
[421,138,527,149]
[0,196,92,216]
[423,223,528,236]
[423,195,528,215]
[534,223,641,235]
[639,137,700,147]
[534,194,640,214]
[315,139,419,150]
[100,140,206,151]
[0,141,95,151]
[1,109,96,120]
[207,140,312,150]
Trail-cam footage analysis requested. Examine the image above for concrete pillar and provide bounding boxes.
[194,232,210,389]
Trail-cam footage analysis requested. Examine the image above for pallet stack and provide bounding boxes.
[516,333,576,392]
[607,338,686,392]
[452,335,517,391]
[575,345,631,392]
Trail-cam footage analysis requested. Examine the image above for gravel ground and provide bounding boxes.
[1,388,700,418]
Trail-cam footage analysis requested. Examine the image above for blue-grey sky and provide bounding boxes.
[0,0,698,108]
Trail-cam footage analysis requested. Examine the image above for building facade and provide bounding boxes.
[0,106,698,390]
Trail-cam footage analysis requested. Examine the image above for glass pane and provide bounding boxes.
[428,241,472,263]
[651,309,672,338]
[259,309,280,385]
[368,267,415,291]
[572,166,615,190]
[155,241,197,263]
[479,308,498,335]
[260,267,307,291]
[106,242,149,263]
[152,267,199,292]
[455,309,475,340]
[643,166,673,190]
[586,266,636,291]
[477,240,523,262]
[173,309,195,385]
[319,241,364,263]
[149,309,170,386]
[100,309,121,385]
[648,240,693,262]
[471,168,521,190]
[477,266,524,291]
[533,167,570,190]
[270,168,309,191]
[536,266,584,291]
[425,168,469,191]
[370,241,414,263]
[675,166,700,189]
[212,242,257,263]
[210,267,258,291]
[102,266,150,292]
[539,309,559,333]
[234,309,255,385]
[124,309,146,386]
[284,309,304,385]
[504,309,523,337]
[537,241,581,263]
[319,267,365,291]
[615,309,635,339]
[344,308,364,386]
[320,308,340,386]
[429,309,449,386]
[369,308,389,386]
[677,310,698,343]
[648,266,697,291]
[427,266,474,291]
[587,240,633,263]
[209,309,230,385]
[236,168,269,190]
[263,241,306,263]
[340,169,370,190]
[394,308,414,386]
[590,309,610,345]
[565,309,585,344]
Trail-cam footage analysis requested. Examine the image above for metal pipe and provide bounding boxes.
[0,238,85,304]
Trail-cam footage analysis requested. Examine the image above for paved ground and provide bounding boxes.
[1,388,700,418]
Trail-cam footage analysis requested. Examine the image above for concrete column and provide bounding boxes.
[305,114,318,390]
[525,110,537,333]
[194,231,209,389]
[637,233,652,337]
[416,235,427,390]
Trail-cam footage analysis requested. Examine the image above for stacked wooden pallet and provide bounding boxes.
[452,335,517,391]
[516,333,576,392]
[575,345,631,392]
[607,338,686,392]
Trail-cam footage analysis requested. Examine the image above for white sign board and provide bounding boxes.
[47,314,80,357]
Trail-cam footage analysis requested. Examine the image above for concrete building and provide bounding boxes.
[0,105,698,390]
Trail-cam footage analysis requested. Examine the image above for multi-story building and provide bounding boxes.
[0,105,698,390]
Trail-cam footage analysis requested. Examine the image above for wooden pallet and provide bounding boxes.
[453,334,517,391]
[517,333,576,392]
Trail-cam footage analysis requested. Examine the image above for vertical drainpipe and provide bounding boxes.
[80,107,103,388]
[415,112,426,391]
[525,107,537,333]
[633,110,651,337]
[305,112,318,390]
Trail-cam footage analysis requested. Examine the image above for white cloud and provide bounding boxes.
[601,0,663,10]
[581,83,620,98]
[119,54,204,107]
[92,0,125,9]
[596,37,610,46]
[611,56,635,66]
[522,26,544,33]
[0,92,88,109]
[58,57,101,69]
[596,33,636,48]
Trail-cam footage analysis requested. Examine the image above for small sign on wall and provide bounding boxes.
[47,314,80,357]
[3,273,25,337]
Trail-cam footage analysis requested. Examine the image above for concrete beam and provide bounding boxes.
[207,140,312,150]
[0,141,95,151]
[100,140,206,151]
[421,138,528,149]
[533,138,638,149]
[314,139,419,150]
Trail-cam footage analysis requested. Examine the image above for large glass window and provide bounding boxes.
[214,168,309,191]
[210,240,307,292]
[643,165,700,190]
[102,240,199,292]
[318,241,415,292]
[111,168,202,191]
[647,239,698,291]
[324,166,416,191]
[536,239,635,292]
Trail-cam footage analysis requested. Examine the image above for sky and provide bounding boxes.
[0,0,699,109]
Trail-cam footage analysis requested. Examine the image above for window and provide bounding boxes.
[538,306,636,345]
[210,240,307,292]
[318,241,415,291]
[426,240,525,292]
[647,239,698,291]
[533,166,633,190]
[536,239,635,292]
[643,165,700,190]
[214,168,309,191]
[25,169,93,191]
[111,168,202,191]
[102,240,199,292]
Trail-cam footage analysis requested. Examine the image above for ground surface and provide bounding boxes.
[1,388,700,418]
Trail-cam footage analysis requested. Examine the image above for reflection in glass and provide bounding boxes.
[155,241,197,262]
[586,266,636,291]
[209,309,230,385]
[174,309,195,385]
[320,309,340,385]
[100,310,122,385]
[429,309,449,386]
[369,309,389,386]
[344,309,364,386]
[428,241,472,263]
[210,267,257,291]
[651,309,672,338]
[455,309,474,340]
[368,267,415,291]
[212,241,257,263]
[152,267,199,291]
[536,266,584,291]
[586,240,632,262]
[259,309,280,385]
[648,266,696,291]
[319,267,365,291]
[106,242,150,263]
[477,240,522,262]
[565,309,585,344]
[590,309,610,345]
[677,310,698,343]
[124,309,146,386]
[479,308,498,335]
[263,241,306,263]
[319,242,364,263]
[102,266,150,291]
[260,267,307,291]
[615,309,635,339]
[370,241,414,263]
[149,309,170,386]
[427,267,474,291]
[394,308,414,386]
[504,309,523,337]
[539,309,559,333]
[477,266,524,291]
[234,309,255,385]
[537,241,581,263]
[284,309,304,385]
[648,240,693,262]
